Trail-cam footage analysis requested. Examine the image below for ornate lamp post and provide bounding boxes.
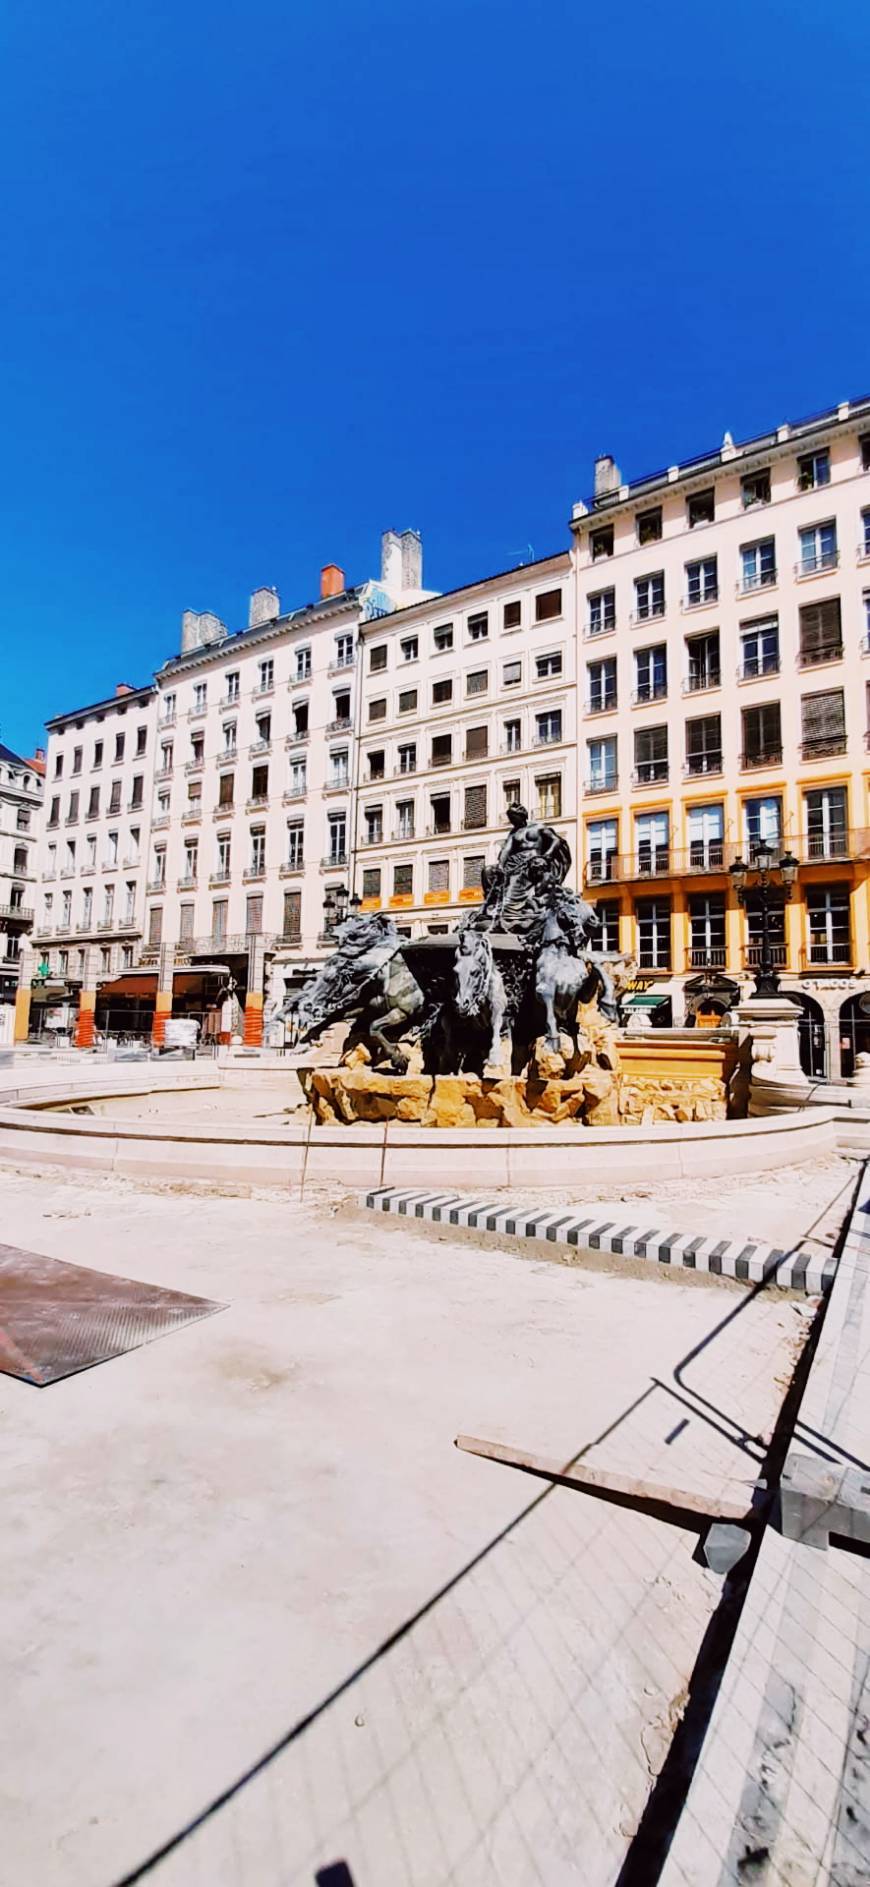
[729,840,799,998]
[322,885,359,939]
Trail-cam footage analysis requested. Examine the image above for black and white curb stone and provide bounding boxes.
[364,1188,836,1296]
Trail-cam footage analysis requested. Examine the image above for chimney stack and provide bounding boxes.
[381,528,423,597]
[593,455,621,500]
[180,609,227,655]
[115,682,134,696]
[249,586,280,628]
[320,564,345,599]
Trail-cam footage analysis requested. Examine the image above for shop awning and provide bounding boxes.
[625,992,668,1010]
[97,965,231,999]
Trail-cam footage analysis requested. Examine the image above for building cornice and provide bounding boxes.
[358,552,570,636]
[157,590,365,682]
[45,686,156,731]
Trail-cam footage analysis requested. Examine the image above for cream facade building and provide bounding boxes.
[0,741,44,1028]
[571,395,870,1076]
[352,552,576,933]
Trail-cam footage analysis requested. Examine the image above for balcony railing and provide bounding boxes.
[213,801,235,817]
[185,758,204,774]
[158,712,176,729]
[585,618,617,639]
[430,751,452,768]
[394,828,416,841]
[187,705,208,721]
[279,861,304,877]
[687,946,727,969]
[245,795,270,811]
[393,763,418,777]
[684,753,723,777]
[631,764,669,786]
[586,696,617,716]
[744,943,787,970]
[146,878,167,894]
[740,747,783,769]
[209,871,231,887]
[426,825,452,837]
[683,671,721,694]
[362,832,384,847]
[736,570,777,595]
[585,775,618,796]
[629,603,666,624]
[800,735,847,760]
[253,681,275,698]
[796,551,839,576]
[176,876,198,891]
[181,809,202,825]
[0,903,33,922]
[219,694,241,711]
[801,943,853,969]
[797,643,843,667]
[325,718,352,737]
[534,731,563,747]
[282,788,306,804]
[249,740,272,756]
[320,853,348,869]
[737,658,780,681]
[328,657,355,675]
[632,685,667,706]
[683,587,719,609]
[286,728,310,746]
[242,866,266,882]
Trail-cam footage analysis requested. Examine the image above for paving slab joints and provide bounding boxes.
[364,1186,838,1295]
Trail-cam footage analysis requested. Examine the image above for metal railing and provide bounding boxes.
[740,748,783,769]
[683,587,719,609]
[584,618,616,638]
[796,550,839,576]
[737,658,780,680]
[325,718,352,737]
[279,862,304,877]
[245,795,270,812]
[744,943,787,969]
[797,643,843,667]
[181,810,202,825]
[629,603,666,624]
[631,764,669,785]
[688,946,727,969]
[320,854,348,869]
[683,671,721,693]
[249,740,271,756]
[242,866,266,882]
[286,728,310,745]
[184,758,204,774]
[584,776,618,795]
[800,736,847,760]
[801,943,853,969]
[684,753,723,776]
[736,570,777,595]
[632,685,667,705]
[213,802,235,817]
[209,871,231,886]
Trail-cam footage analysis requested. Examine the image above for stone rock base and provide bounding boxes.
[298,1062,729,1128]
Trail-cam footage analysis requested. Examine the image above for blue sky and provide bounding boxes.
[1,0,867,754]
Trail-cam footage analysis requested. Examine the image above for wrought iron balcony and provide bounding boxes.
[796,643,843,667]
[800,943,853,969]
[687,946,727,969]
[736,570,777,595]
[185,758,205,775]
[209,871,231,887]
[631,764,669,786]
[796,550,839,576]
[326,718,352,737]
[743,943,787,970]
[249,739,272,756]
[286,728,310,746]
[683,671,721,694]
[242,866,266,882]
[740,747,783,770]
[800,735,847,760]
[279,862,304,877]
[213,802,235,818]
[683,754,723,777]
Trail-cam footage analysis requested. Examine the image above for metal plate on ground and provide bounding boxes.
[0,1243,225,1386]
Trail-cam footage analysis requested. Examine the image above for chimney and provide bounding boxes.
[180,609,227,655]
[381,528,423,596]
[593,454,621,499]
[115,682,134,697]
[249,586,280,628]
[320,564,345,599]
[34,746,45,761]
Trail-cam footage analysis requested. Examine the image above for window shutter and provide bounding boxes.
[429,858,449,891]
[393,864,412,897]
[801,690,846,741]
[283,891,301,938]
[799,598,842,652]
[463,855,484,888]
[467,670,488,696]
[464,784,487,828]
[465,725,488,758]
[361,869,380,900]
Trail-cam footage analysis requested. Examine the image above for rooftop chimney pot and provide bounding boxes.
[115,682,134,696]
[593,455,621,499]
[249,586,280,628]
[320,564,345,599]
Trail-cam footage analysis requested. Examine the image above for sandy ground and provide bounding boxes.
[0,1166,827,1887]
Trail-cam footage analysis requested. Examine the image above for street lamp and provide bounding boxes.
[322,883,351,937]
[730,844,799,998]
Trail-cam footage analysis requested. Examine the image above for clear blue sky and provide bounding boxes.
[1,0,867,754]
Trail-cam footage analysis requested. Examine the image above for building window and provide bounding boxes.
[283,890,302,940]
[218,771,235,808]
[179,903,195,944]
[861,436,870,473]
[535,588,562,621]
[289,757,307,796]
[369,644,388,673]
[634,572,665,621]
[587,657,617,713]
[686,556,718,605]
[191,684,206,713]
[536,774,561,819]
[287,821,304,867]
[329,750,349,788]
[250,762,269,801]
[633,724,668,784]
[468,612,489,641]
[400,635,419,662]
[740,537,776,593]
[503,779,521,807]
[685,715,722,776]
[503,600,521,630]
[743,796,782,856]
[535,709,562,745]
[223,721,237,754]
[635,898,671,968]
[741,469,770,509]
[798,449,830,491]
[799,520,838,575]
[93,740,104,767]
[806,884,851,964]
[182,840,198,884]
[587,736,617,793]
[687,488,715,527]
[364,805,383,845]
[467,670,488,697]
[16,807,30,832]
[433,623,453,652]
[689,894,726,967]
[593,900,620,953]
[535,651,563,680]
[503,660,522,687]
[430,793,451,833]
[588,588,616,636]
[87,786,100,819]
[115,733,126,762]
[634,644,667,703]
[335,633,354,668]
[428,858,449,894]
[246,894,263,936]
[862,509,870,557]
[81,887,93,926]
[393,863,413,898]
[72,746,82,774]
[130,776,143,809]
[590,527,613,562]
[464,784,487,830]
[431,734,452,768]
[462,855,484,890]
[296,646,312,680]
[327,815,347,865]
[367,750,385,781]
[148,907,163,947]
[636,506,662,545]
[804,786,848,859]
[368,698,387,722]
[741,704,782,768]
[398,688,418,714]
[225,671,240,703]
[258,658,274,692]
[740,615,779,678]
[685,631,720,692]
[48,796,60,827]
[396,800,415,839]
[250,827,266,873]
[465,725,488,760]
[503,718,522,753]
[211,899,229,944]
[635,810,669,875]
[135,726,147,756]
[687,803,724,869]
[432,678,453,705]
[361,868,381,901]
[54,753,63,778]
[395,742,415,774]
[801,688,846,759]
[798,597,843,665]
[586,818,618,882]
[216,832,232,874]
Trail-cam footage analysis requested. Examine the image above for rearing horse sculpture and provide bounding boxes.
[535,911,621,1050]
[450,928,510,1074]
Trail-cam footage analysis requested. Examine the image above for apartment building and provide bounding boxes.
[0,741,44,1027]
[21,536,428,1046]
[353,553,576,931]
[572,395,870,1076]
[25,684,157,1043]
